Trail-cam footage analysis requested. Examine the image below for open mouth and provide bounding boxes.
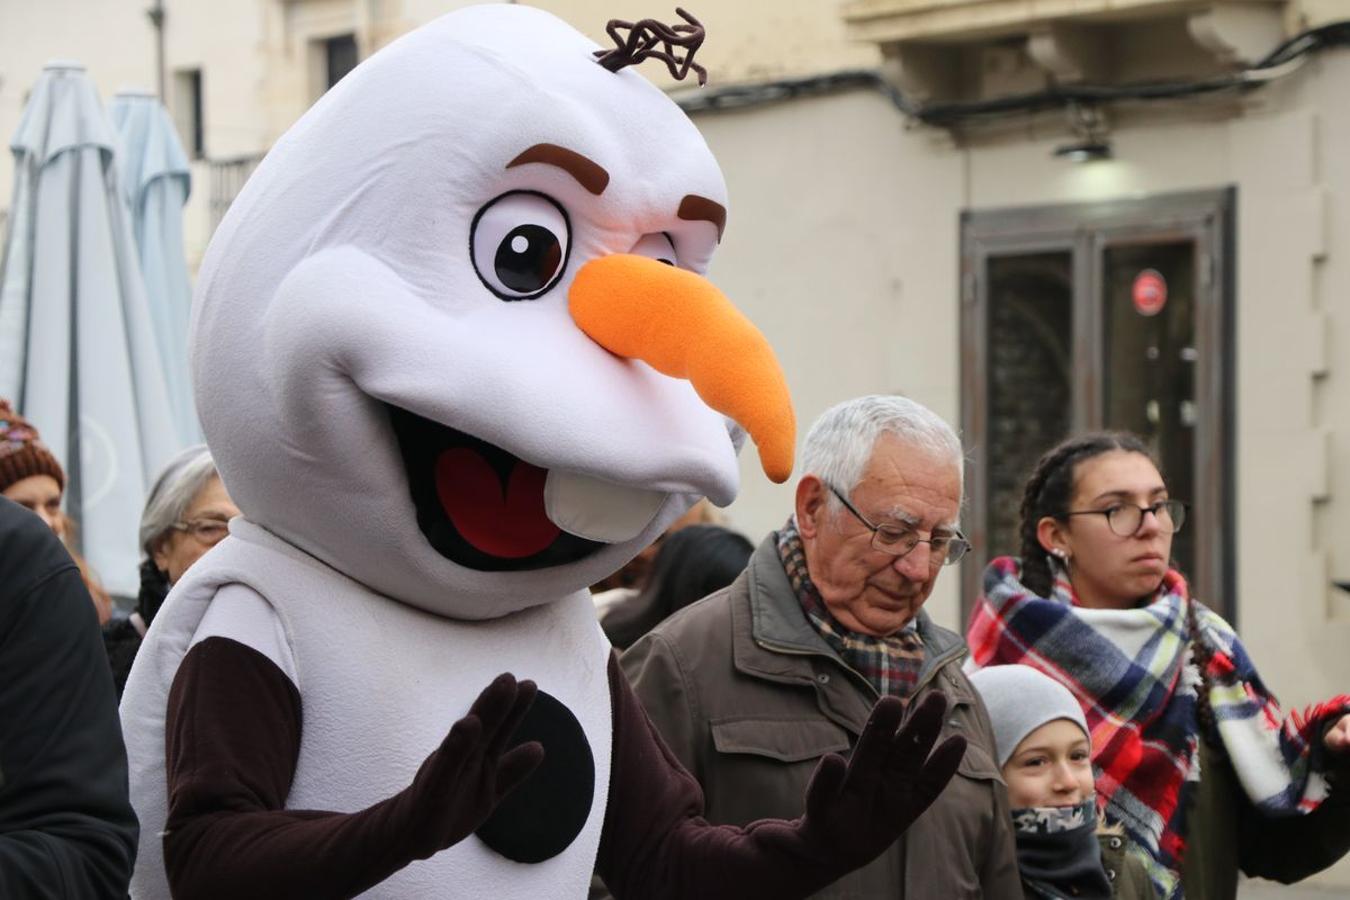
[387,405,605,572]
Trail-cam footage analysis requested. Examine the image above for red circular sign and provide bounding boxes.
[1132,269,1167,316]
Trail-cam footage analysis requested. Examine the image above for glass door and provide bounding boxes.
[1101,241,1198,582]
[960,190,1233,619]
[983,252,1075,561]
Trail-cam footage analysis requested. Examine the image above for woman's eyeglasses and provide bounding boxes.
[1062,499,1187,537]
[171,517,231,546]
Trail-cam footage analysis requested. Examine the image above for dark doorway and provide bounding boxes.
[325,34,359,90]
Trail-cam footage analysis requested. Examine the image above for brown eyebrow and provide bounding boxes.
[678,194,727,241]
[1087,487,1168,505]
[506,144,610,195]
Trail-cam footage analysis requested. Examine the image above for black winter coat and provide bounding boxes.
[0,497,138,897]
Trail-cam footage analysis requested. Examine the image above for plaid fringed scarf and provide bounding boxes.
[967,556,1350,899]
[776,520,924,699]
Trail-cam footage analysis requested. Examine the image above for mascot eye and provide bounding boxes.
[471,191,572,300]
[629,232,678,267]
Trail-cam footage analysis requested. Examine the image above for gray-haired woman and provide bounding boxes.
[104,445,240,697]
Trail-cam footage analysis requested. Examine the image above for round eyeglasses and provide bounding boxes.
[1062,499,1187,537]
[827,484,970,567]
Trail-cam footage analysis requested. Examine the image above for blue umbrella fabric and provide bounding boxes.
[109,89,199,444]
[0,61,180,597]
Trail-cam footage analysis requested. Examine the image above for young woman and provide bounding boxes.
[970,664,1154,900]
[967,432,1350,900]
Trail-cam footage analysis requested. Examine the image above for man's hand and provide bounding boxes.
[1325,714,1350,755]
[390,673,545,860]
[800,693,966,868]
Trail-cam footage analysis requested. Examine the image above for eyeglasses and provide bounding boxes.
[827,484,970,567]
[171,517,231,547]
[1062,499,1187,537]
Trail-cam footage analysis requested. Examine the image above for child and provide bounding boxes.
[970,664,1155,899]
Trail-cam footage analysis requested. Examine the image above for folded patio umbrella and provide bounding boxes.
[0,61,180,597]
[110,88,199,444]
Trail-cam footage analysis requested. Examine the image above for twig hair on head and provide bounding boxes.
[593,7,708,86]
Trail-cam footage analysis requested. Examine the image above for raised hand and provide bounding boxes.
[388,673,545,860]
[799,692,966,868]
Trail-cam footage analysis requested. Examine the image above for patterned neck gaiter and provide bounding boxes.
[1011,800,1112,900]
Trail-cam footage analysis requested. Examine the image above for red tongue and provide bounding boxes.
[435,447,561,558]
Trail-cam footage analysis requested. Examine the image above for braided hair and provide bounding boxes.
[1185,596,1219,741]
[1016,431,1154,598]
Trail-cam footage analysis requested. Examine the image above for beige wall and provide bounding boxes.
[0,0,156,185]
[692,90,969,624]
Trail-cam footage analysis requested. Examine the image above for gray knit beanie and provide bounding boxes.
[968,664,1090,767]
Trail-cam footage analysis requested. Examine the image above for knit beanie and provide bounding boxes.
[0,399,65,493]
[968,664,1090,767]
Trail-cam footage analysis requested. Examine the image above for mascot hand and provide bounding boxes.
[391,673,545,860]
[799,692,965,867]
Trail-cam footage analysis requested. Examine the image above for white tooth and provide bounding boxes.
[544,470,667,543]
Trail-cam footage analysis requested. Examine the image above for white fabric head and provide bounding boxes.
[191,5,740,619]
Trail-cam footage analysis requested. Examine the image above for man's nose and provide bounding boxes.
[894,543,933,581]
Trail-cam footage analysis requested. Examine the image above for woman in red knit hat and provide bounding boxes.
[1,399,113,623]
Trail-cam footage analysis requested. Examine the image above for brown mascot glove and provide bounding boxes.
[798,692,967,869]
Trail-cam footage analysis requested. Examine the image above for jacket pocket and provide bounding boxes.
[710,717,851,763]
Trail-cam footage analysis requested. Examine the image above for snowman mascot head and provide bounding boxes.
[191,4,794,618]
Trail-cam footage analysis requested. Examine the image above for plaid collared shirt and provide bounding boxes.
[777,519,924,700]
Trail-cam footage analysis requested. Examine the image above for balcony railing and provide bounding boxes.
[208,154,265,233]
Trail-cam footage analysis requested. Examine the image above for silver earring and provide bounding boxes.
[1052,548,1069,561]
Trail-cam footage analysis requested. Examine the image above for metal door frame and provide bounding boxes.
[958,188,1235,621]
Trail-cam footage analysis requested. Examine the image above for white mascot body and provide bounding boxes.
[120,6,962,899]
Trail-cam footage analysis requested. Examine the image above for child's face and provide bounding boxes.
[1001,719,1095,808]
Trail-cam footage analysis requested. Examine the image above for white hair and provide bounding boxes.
[799,395,964,505]
[139,444,219,556]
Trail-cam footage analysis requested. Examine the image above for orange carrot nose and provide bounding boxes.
[569,254,796,484]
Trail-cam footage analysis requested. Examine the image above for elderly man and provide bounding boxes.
[621,395,1020,899]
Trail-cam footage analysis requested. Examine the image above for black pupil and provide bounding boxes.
[495,225,562,294]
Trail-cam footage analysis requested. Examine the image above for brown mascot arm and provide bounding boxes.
[163,637,541,899]
[594,654,966,899]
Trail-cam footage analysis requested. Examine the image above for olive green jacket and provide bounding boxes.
[618,536,1022,899]
[1099,833,1156,900]
[1180,734,1350,898]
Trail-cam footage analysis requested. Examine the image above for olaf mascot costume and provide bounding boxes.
[120,5,966,898]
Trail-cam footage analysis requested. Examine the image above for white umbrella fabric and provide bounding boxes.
[109,89,199,444]
[0,61,180,597]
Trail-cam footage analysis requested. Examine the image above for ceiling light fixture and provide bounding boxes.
[1053,140,1112,162]
[1054,102,1112,163]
